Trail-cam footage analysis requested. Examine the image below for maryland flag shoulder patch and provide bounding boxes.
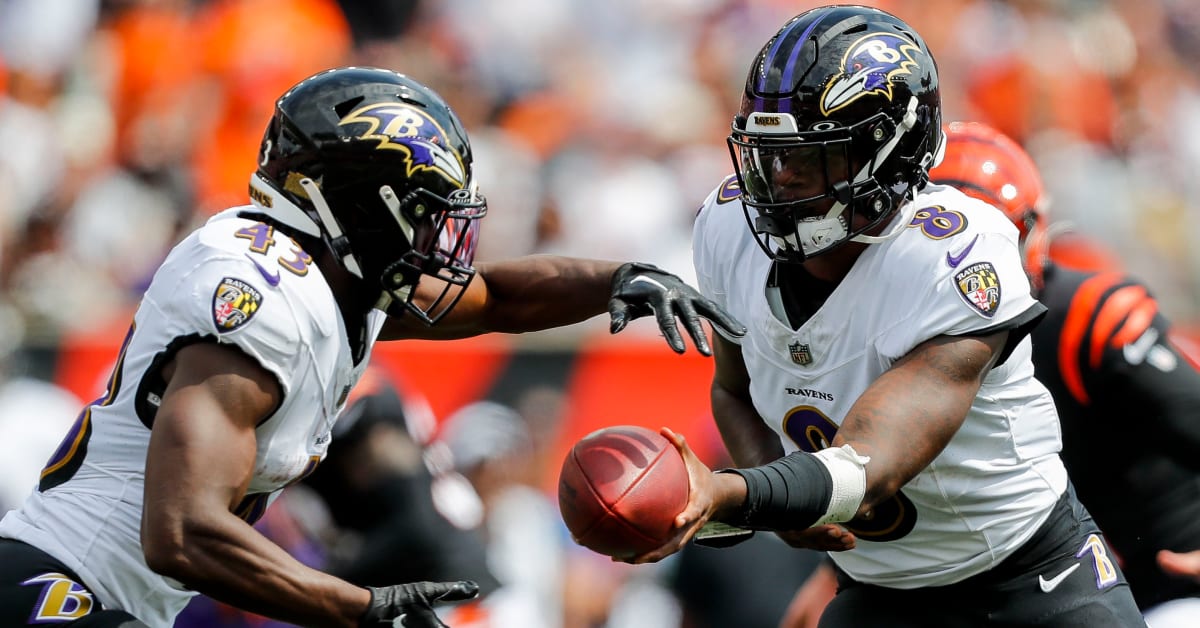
[953,262,1001,318]
[212,277,263,332]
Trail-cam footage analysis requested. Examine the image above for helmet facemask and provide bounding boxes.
[374,183,486,325]
[729,98,927,263]
[247,171,486,324]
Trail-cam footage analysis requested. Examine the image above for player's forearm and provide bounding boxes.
[475,255,621,333]
[711,380,784,467]
[832,334,993,514]
[143,511,368,628]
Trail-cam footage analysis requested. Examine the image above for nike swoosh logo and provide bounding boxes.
[246,254,280,287]
[1038,563,1080,593]
[946,234,979,268]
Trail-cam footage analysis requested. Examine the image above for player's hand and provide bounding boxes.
[360,581,479,627]
[608,262,746,355]
[1158,549,1200,581]
[625,428,726,564]
[775,525,857,552]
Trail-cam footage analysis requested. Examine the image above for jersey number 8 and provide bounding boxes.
[783,405,918,541]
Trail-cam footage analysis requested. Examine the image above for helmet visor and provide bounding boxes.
[731,135,854,214]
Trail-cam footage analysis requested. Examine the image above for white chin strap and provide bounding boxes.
[246,172,363,277]
[298,178,363,278]
[248,173,321,237]
[852,96,922,246]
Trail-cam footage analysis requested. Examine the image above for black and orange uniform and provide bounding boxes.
[1031,262,1200,609]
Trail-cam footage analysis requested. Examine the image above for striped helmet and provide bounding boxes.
[729,5,942,262]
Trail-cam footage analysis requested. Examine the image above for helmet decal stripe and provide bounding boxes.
[778,10,833,93]
[760,9,833,94]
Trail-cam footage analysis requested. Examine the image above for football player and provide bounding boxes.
[0,67,744,628]
[625,6,1147,626]
[929,120,1200,625]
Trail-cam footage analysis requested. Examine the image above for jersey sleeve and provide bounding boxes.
[143,248,306,397]
[692,175,745,344]
[877,228,1044,359]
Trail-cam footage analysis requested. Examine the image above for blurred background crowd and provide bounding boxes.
[1,0,1199,626]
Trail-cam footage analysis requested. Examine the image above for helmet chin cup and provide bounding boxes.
[795,213,849,257]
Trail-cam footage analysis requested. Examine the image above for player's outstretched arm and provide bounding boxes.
[381,255,745,355]
[141,343,476,628]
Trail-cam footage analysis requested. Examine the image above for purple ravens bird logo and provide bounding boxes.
[820,33,922,116]
[338,103,468,187]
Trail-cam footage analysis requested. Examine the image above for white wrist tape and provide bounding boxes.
[811,444,870,526]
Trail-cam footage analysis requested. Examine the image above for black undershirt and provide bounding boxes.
[770,262,838,331]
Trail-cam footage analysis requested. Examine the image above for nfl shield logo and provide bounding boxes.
[789,342,813,365]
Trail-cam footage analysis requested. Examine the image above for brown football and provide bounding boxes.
[557,425,689,559]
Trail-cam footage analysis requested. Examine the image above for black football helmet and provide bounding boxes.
[248,66,486,324]
[729,5,943,262]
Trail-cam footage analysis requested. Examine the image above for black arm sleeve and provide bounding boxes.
[718,451,834,530]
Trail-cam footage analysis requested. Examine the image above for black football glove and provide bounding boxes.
[608,262,746,356]
[360,581,479,628]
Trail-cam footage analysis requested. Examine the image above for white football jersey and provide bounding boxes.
[0,208,384,626]
[693,178,1068,588]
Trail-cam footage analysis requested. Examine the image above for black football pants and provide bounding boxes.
[0,538,149,627]
[819,485,1147,627]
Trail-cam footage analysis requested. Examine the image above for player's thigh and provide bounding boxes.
[985,493,1147,627]
[0,538,144,627]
